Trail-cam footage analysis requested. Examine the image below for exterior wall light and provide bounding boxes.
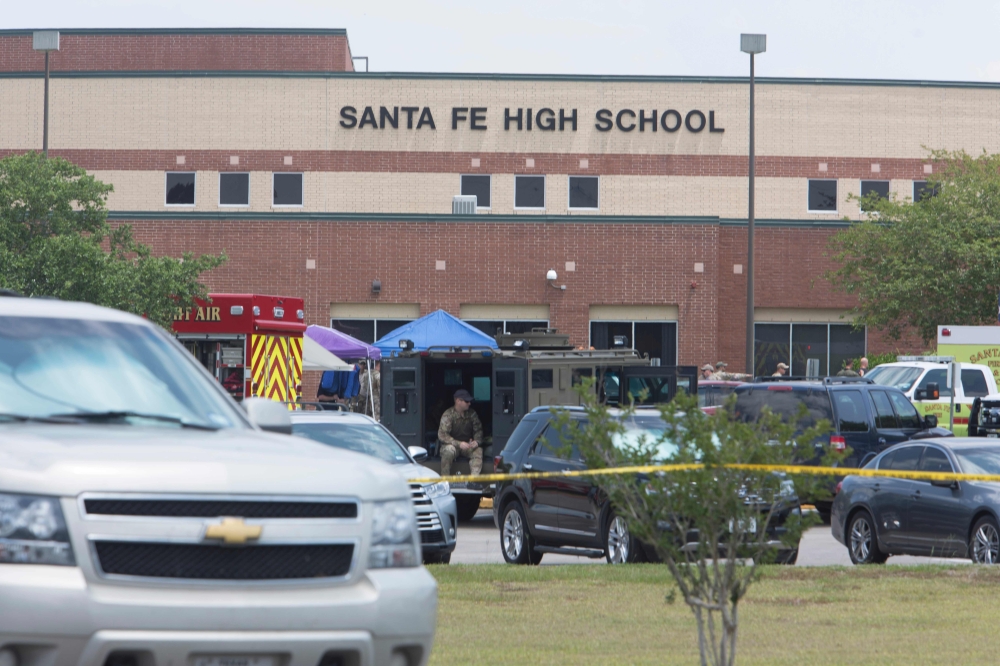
[546,269,566,291]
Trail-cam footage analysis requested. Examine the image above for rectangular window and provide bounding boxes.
[531,368,554,389]
[329,318,412,344]
[568,176,599,209]
[808,179,837,212]
[514,175,545,209]
[829,324,866,375]
[834,390,870,433]
[870,390,898,429]
[754,323,791,377]
[754,322,866,377]
[219,173,250,206]
[465,320,550,337]
[460,175,491,209]
[590,321,677,366]
[273,173,303,206]
[792,324,828,377]
[961,369,990,398]
[913,181,939,201]
[165,172,195,206]
[917,368,952,398]
[860,180,889,211]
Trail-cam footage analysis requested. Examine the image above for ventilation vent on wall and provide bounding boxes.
[452,195,477,215]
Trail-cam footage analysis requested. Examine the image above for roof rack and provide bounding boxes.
[752,375,816,383]
[752,375,873,384]
[822,376,874,384]
[896,355,955,363]
[529,405,587,413]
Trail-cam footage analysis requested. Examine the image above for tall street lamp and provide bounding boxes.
[32,31,60,158]
[740,33,766,376]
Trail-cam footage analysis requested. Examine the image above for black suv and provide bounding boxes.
[732,377,951,518]
[492,406,801,565]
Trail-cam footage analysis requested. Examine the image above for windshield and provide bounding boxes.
[612,414,678,459]
[0,316,244,429]
[733,387,834,431]
[865,366,922,392]
[292,422,412,465]
[954,448,1000,475]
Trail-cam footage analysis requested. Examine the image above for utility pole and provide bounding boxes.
[740,34,766,376]
[33,31,60,157]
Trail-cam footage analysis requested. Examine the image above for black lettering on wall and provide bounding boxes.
[685,110,706,132]
[505,108,523,131]
[639,109,657,132]
[595,109,613,132]
[359,106,378,129]
[661,109,682,132]
[616,109,636,132]
[470,107,487,130]
[537,108,555,131]
[380,106,399,129]
[417,107,436,129]
[709,110,724,133]
[452,107,469,129]
[401,106,419,129]
[339,106,357,129]
[526,108,533,131]
[559,108,577,131]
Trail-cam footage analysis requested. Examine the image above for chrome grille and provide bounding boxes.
[409,483,433,507]
[416,510,442,531]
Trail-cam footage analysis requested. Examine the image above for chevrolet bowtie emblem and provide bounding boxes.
[204,517,262,545]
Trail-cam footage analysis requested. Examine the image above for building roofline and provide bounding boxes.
[0,28,347,36]
[0,68,997,90]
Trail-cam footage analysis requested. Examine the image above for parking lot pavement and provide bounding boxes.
[453,511,971,567]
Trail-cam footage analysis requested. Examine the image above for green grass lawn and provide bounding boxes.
[428,564,1000,665]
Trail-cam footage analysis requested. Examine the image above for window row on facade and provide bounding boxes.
[807,179,938,213]
[165,172,303,207]
[460,174,599,210]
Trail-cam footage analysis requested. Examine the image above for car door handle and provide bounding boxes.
[873,483,880,492]
[878,437,887,446]
[912,490,922,499]
[523,463,533,471]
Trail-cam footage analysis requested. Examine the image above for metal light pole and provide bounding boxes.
[740,33,766,376]
[32,31,60,157]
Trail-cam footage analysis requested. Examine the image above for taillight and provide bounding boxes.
[831,435,846,452]
[494,456,502,470]
[835,480,844,495]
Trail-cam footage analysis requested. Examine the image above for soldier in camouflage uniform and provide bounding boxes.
[438,389,484,478]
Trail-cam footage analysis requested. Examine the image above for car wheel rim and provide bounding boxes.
[850,517,872,562]
[608,516,630,564]
[974,524,999,564]
[503,509,524,561]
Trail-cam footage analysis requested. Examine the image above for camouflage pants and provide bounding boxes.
[439,443,482,477]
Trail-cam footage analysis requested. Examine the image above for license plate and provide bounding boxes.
[192,657,277,666]
[728,518,757,534]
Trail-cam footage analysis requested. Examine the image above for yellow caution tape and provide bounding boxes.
[412,463,1000,486]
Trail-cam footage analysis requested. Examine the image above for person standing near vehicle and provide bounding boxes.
[837,359,860,377]
[859,357,869,377]
[772,362,789,377]
[438,389,484,478]
[701,364,716,380]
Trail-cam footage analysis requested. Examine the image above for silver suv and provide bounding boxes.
[289,409,458,564]
[0,297,437,666]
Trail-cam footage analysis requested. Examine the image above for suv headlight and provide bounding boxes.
[0,494,75,566]
[424,481,450,500]
[368,499,418,569]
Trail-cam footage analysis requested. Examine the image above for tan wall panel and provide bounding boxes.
[755,308,857,322]
[330,303,421,318]
[14,77,1000,157]
[590,305,679,321]
[460,304,550,319]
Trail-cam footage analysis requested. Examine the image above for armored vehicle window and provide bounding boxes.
[496,370,516,388]
[834,390,869,432]
[860,180,889,211]
[273,172,303,206]
[531,368,554,389]
[165,172,195,205]
[962,369,990,398]
[808,179,837,212]
[219,172,250,206]
[916,368,952,397]
[514,175,545,209]
[869,390,898,429]
[888,391,921,429]
[393,370,416,387]
[572,368,593,386]
[568,176,599,209]
[461,174,491,209]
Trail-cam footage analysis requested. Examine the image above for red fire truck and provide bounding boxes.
[172,294,306,404]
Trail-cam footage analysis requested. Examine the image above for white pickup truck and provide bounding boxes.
[865,357,997,435]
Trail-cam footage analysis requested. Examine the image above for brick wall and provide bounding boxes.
[0,31,353,72]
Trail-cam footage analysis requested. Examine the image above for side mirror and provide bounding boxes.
[408,446,428,462]
[924,414,938,429]
[243,397,292,435]
[926,382,940,400]
[930,479,958,490]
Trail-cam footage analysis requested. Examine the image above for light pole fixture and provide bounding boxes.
[546,269,566,291]
[740,33,766,376]
[32,31,60,158]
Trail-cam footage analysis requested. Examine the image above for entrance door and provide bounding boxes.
[380,357,423,449]
[493,358,527,453]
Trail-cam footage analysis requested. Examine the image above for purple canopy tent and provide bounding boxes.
[305,325,381,416]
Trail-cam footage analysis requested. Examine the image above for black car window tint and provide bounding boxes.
[877,450,896,470]
[888,391,922,429]
[834,390,869,433]
[532,424,570,459]
[917,368,952,397]
[961,369,990,398]
[732,388,834,431]
[887,446,923,471]
[869,391,898,429]
[919,447,953,473]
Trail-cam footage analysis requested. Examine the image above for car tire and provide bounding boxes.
[775,549,798,565]
[455,495,481,522]
[970,515,1000,564]
[605,513,645,564]
[501,501,541,565]
[847,510,887,565]
[423,552,451,565]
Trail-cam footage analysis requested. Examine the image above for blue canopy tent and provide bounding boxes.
[373,309,499,354]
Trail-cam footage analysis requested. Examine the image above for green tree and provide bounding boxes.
[557,387,838,666]
[828,149,1000,344]
[0,152,225,328]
